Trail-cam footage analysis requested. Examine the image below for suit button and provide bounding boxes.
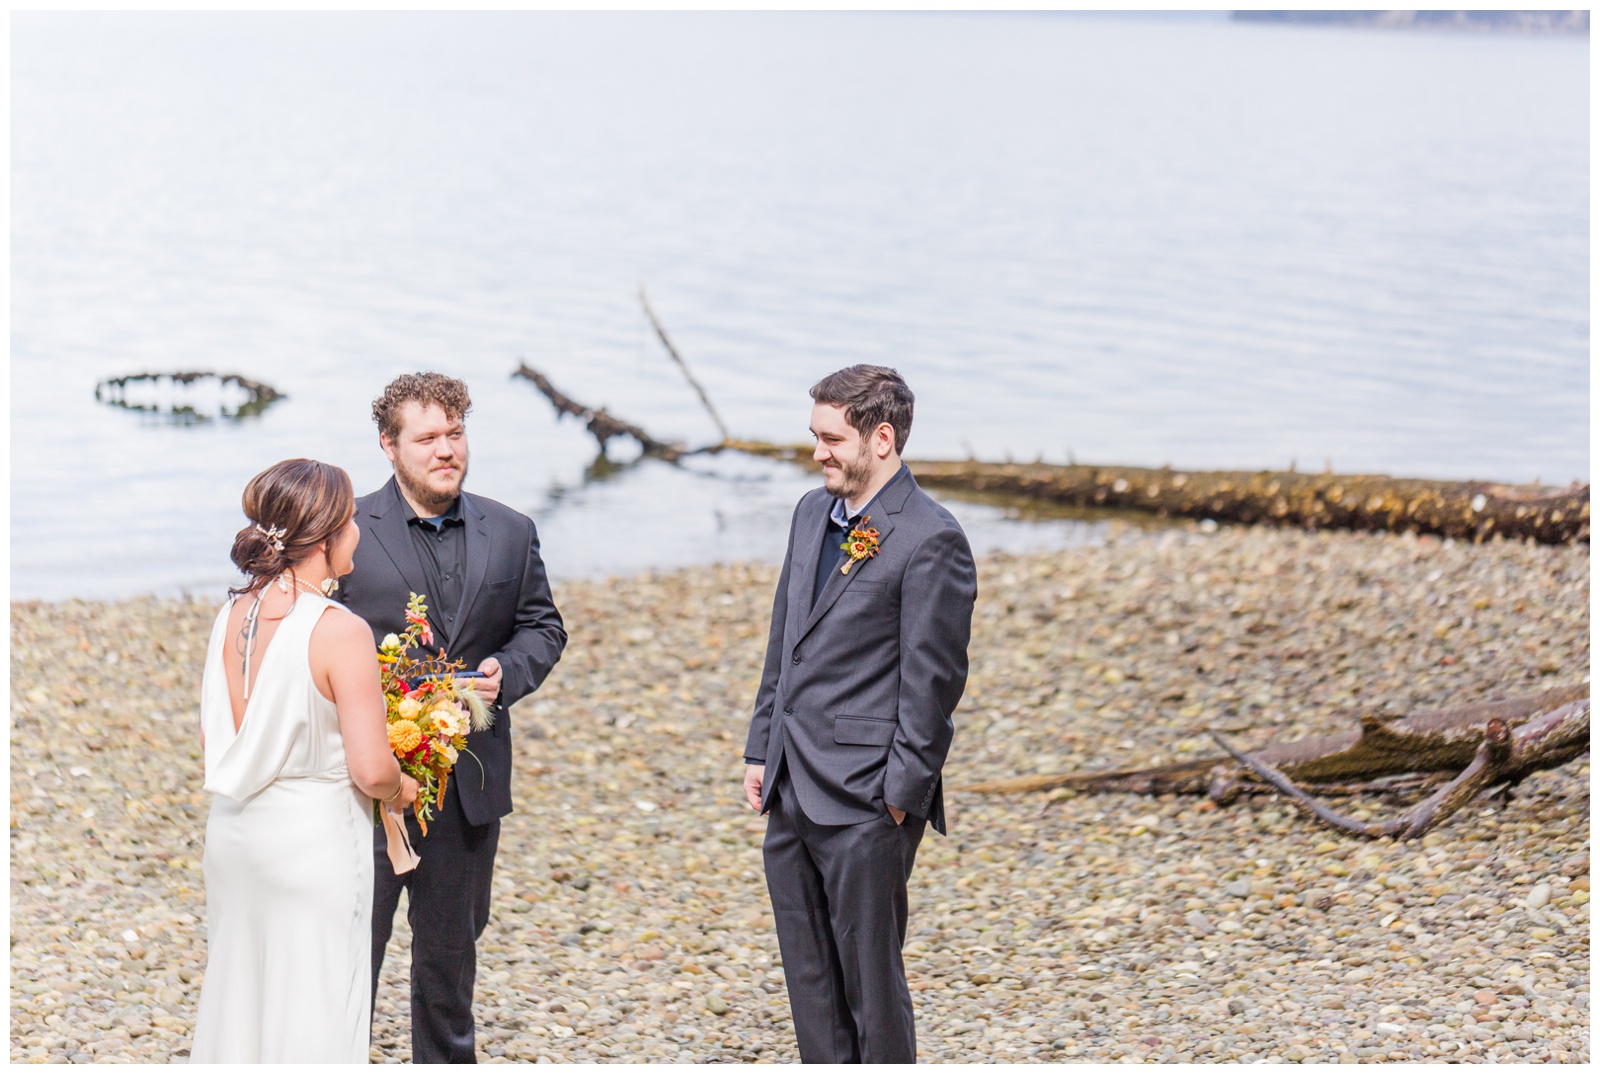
[791,654,801,664]
[783,706,794,715]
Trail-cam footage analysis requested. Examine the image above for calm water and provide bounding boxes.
[11,13,1589,601]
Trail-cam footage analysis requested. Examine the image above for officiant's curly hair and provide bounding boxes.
[372,372,473,440]
[229,459,355,595]
[810,365,915,454]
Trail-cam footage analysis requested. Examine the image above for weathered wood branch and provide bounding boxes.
[639,288,730,442]
[962,683,1589,800]
[1211,698,1591,839]
[512,363,689,461]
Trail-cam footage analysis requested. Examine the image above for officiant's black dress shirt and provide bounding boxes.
[404,496,466,635]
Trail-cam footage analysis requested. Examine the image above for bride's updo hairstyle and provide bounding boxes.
[229,459,355,596]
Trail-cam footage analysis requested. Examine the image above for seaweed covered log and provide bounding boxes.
[908,461,1588,546]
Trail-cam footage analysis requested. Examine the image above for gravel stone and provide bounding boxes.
[9,525,1589,1063]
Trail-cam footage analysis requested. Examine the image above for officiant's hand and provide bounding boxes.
[463,658,502,703]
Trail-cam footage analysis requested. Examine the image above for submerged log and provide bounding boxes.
[511,362,1589,545]
[94,371,284,421]
[963,683,1590,839]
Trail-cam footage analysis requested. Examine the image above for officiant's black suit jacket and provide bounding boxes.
[338,477,566,826]
[745,471,976,834]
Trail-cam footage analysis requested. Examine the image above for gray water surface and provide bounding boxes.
[11,12,1589,601]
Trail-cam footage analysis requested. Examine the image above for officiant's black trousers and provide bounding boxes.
[763,785,927,1064]
[371,780,500,1064]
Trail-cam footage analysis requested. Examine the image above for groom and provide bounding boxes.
[339,372,567,1063]
[743,365,976,1063]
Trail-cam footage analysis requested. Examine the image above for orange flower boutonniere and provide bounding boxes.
[840,516,881,575]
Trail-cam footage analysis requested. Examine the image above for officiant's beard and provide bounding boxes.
[395,456,468,515]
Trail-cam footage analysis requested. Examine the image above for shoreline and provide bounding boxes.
[10,523,1590,1063]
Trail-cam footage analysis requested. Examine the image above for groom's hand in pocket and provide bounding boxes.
[463,658,502,704]
[887,805,906,825]
[743,765,765,813]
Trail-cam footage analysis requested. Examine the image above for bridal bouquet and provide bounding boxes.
[377,592,493,837]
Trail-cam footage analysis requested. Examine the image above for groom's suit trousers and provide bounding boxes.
[371,779,500,1064]
[763,778,927,1064]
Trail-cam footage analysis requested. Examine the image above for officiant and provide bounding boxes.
[339,372,567,1064]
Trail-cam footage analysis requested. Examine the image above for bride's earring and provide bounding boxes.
[277,573,290,593]
[320,543,339,595]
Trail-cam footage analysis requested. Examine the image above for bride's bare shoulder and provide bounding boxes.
[311,601,376,645]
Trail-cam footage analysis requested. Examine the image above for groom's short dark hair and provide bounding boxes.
[810,365,915,455]
[372,372,473,441]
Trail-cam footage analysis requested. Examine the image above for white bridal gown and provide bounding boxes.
[191,591,373,1064]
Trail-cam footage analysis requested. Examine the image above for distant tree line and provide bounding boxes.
[1233,10,1588,34]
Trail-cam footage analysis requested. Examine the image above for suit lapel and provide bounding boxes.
[365,478,431,604]
[448,492,492,652]
[787,495,830,640]
[796,472,912,644]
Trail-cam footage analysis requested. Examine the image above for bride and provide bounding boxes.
[190,459,418,1064]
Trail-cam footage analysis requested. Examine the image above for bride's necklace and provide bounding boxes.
[290,575,330,597]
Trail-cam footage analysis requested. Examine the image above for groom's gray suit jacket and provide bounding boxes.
[745,470,976,835]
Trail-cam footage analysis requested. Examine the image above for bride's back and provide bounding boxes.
[200,589,348,801]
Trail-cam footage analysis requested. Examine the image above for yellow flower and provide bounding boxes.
[440,743,459,764]
[398,697,422,721]
[388,720,422,754]
[432,705,464,737]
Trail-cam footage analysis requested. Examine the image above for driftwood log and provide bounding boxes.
[512,364,1588,546]
[1211,699,1591,839]
[964,684,1590,839]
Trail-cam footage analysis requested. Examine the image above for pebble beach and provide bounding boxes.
[9,522,1590,1063]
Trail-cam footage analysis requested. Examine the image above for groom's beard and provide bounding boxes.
[395,455,468,515]
[824,448,875,504]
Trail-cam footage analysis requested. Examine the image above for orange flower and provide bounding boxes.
[388,720,423,754]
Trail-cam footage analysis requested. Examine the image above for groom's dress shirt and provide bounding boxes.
[403,497,467,630]
[812,464,909,608]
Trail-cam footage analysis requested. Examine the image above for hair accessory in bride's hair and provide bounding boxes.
[253,522,287,553]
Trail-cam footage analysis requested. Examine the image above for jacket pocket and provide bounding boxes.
[485,577,517,591]
[833,715,897,746]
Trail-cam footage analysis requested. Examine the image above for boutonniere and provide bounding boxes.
[840,516,881,575]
